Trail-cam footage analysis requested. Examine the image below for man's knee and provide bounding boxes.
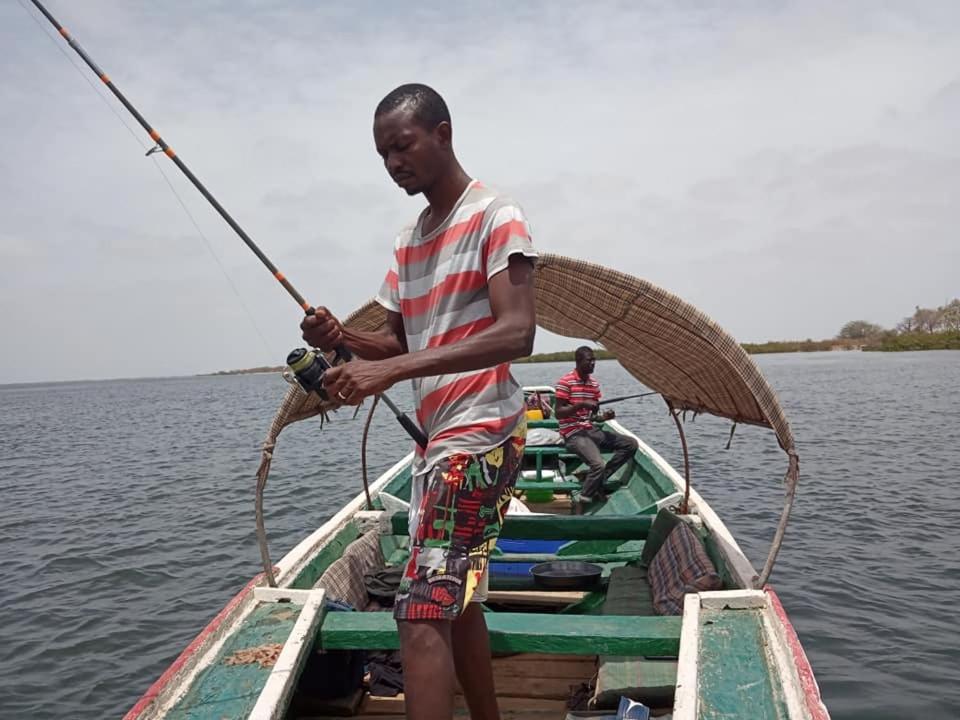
[398,618,451,654]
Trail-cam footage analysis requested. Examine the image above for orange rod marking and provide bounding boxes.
[100,74,110,84]
[274,271,285,282]
[164,147,176,158]
[301,301,311,311]
[149,129,160,141]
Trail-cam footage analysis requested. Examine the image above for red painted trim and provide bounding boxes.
[123,573,266,719]
[765,586,831,720]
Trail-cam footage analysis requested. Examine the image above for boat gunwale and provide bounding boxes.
[606,418,759,588]
[128,414,794,718]
[124,454,410,719]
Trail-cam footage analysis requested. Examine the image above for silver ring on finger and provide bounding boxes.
[337,390,348,401]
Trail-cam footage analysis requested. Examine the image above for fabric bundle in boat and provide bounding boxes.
[647,522,722,615]
[314,529,384,610]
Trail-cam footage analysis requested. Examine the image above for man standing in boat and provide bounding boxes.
[301,84,537,720]
[555,347,639,512]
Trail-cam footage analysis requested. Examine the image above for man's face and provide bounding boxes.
[576,352,595,376]
[373,107,448,196]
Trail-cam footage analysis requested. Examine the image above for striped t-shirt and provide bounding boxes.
[375,180,538,474]
[554,369,601,437]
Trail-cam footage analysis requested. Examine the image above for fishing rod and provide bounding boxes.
[28,0,427,449]
[598,391,659,406]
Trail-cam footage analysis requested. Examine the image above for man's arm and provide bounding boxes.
[301,307,407,360]
[555,397,598,419]
[322,255,535,402]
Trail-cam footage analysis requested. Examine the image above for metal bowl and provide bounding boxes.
[530,560,602,590]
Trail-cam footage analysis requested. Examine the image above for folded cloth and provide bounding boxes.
[527,427,563,446]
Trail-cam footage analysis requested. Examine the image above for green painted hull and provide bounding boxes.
[127,415,826,720]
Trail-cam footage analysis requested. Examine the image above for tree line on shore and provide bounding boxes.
[745,299,960,354]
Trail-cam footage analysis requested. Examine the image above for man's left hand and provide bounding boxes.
[602,409,616,420]
[322,360,395,405]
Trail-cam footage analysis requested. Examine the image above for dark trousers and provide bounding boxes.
[564,428,639,501]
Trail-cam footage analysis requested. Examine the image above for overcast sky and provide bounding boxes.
[2,1,958,384]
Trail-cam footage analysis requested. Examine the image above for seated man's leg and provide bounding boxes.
[598,429,639,481]
[565,430,606,501]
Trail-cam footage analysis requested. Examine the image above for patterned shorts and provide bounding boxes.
[394,419,526,621]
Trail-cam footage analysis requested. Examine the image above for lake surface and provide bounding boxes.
[1,351,958,719]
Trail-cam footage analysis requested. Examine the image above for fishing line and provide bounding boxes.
[17,0,273,362]
[24,0,427,448]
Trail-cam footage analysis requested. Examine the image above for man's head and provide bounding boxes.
[575,346,596,378]
[374,84,454,196]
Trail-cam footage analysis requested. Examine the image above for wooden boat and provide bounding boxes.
[124,255,829,720]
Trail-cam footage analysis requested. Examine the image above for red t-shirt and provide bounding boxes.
[555,369,600,437]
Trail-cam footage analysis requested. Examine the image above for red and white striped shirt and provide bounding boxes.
[555,369,601,438]
[376,180,537,473]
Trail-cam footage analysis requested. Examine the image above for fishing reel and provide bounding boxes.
[285,347,333,400]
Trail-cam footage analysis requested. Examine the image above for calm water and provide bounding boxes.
[1,351,958,719]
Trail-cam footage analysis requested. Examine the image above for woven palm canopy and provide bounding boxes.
[256,253,798,587]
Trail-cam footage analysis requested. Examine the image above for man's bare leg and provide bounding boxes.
[398,619,455,720]
[452,603,500,720]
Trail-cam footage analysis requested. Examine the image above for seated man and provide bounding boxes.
[555,347,639,509]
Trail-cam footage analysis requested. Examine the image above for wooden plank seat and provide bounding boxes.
[522,445,594,483]
[522,445,565,483]
[320,611,681,656]
[593,566,678,709]
[514,479,622,494]
[515,480,581,492]
[391,513,655,540]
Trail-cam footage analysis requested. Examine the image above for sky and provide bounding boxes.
[1,0,958,384]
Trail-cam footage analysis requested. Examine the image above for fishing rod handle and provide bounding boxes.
[396,413,429,450]
[377,392,429,449]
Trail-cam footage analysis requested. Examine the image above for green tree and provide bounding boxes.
[939,299,960,332]
[837,320,885,340]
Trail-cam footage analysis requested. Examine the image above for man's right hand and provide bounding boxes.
[301,306,344,351]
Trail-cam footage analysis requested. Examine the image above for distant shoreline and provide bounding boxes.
[205,336,960,376]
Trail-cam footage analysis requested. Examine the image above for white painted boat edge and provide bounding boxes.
[126,452,412,719]
[672,592,701,720]
[248,588,327,720]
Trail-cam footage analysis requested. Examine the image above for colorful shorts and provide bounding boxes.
[394,419,526,621]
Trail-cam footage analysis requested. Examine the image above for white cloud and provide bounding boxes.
[1,0,958,382]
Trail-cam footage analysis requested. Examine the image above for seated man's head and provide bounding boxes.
[575,346,595,378]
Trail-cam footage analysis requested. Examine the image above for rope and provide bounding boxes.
[360,395,380,511]
[757,451,800,587]
[666,399,692,515]
[725,422,737,450]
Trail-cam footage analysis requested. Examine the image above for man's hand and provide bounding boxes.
[578,401,599,413]
[602,409,616,421]
[323,359,396,405]
[300,307,343,352]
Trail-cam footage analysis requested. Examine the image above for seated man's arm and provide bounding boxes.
[555,397,597,419]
